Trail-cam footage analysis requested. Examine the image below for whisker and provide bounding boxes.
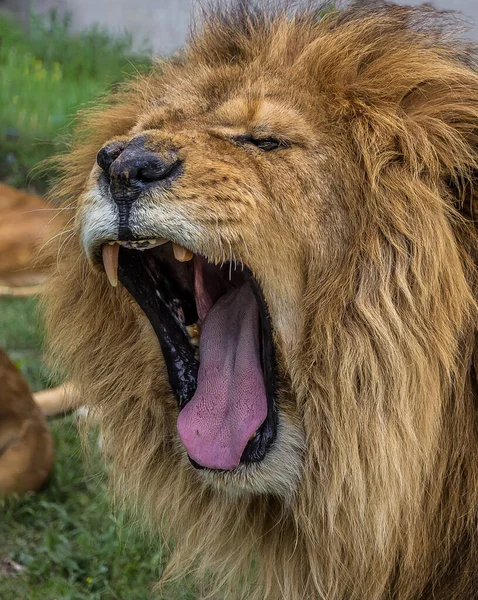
[57,232,76,271]
[228,240,234,280]
[38,228,75,255]
[24,207,75,214]
[36,207,76,238]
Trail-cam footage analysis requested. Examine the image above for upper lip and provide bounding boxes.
[92,236,196,268]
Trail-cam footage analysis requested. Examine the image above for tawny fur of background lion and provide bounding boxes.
[44,2,478,598]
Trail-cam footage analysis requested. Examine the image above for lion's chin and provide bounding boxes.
[189,415,306,501]
[99,238,280,472]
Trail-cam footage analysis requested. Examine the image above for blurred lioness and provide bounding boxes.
[0,349,54,496]
[44,2,478,599]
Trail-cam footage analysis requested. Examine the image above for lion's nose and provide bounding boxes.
[97,139,182,204]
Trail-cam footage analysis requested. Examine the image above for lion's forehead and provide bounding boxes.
[134,73,317,144]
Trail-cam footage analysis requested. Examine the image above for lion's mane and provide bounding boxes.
[44,2,478,598]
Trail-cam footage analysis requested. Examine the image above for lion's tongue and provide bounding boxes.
[177,284,267,470]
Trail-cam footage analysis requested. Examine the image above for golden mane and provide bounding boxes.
[44,2,478,598]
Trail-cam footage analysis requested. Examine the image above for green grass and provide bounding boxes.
[0,12,196,598]
[0,297,195,599]
[0,13,192,593]
[0,297,51,391]
[0,11,151,192]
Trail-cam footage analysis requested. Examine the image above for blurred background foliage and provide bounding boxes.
[0,296,192,599]
[0,11,196,599]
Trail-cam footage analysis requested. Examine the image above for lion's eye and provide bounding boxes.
[233,134,288,151]
[251,138,282,151]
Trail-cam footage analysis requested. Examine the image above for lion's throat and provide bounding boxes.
[177,283,268,470]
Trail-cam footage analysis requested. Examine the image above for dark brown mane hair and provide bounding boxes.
[44,2,478,598]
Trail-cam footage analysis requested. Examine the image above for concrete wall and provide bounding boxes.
[0,0,30,28]
[3,1,478,55]
[33,0,195,55]
[396,0,477,38]
[32,0,478,54]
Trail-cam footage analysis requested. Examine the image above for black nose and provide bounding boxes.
[97,139,182,204]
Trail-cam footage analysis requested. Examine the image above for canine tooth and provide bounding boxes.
[102,243,119,287]
[173,243,193,262]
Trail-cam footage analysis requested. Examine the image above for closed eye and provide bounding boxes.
[232,134,290,151]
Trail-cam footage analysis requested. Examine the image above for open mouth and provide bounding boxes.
[100,239,278,471]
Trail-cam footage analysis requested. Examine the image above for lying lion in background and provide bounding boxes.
[44,1,478,598]
[0,349,54,496]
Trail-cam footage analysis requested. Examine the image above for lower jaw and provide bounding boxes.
[186,413,278,472]
[192,417,305,503]
[114,242,279,471]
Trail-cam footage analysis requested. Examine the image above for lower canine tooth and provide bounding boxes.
[173,243,193,262]
[102,243,119,287]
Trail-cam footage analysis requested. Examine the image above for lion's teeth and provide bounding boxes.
[187,324,200,338]
[173,243,193,262]
[102,243,119,287]
[146,238,168,248]
[187,323,200,346]
[118,238,168,250]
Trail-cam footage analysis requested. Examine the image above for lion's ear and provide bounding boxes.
[398,69,478,220]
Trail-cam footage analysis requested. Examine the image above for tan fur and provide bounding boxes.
[33,383,81,417]
[44,2,478,598]
[0,182,55,288]
[0,349,54,496]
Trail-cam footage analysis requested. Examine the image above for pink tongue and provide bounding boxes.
[177,283,267,470]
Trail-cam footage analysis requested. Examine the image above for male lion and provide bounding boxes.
[45,2,478,598]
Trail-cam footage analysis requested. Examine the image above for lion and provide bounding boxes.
[0,349,54,496]
[44,2,478,598]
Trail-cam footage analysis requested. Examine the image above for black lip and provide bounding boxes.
[115,243,278,468]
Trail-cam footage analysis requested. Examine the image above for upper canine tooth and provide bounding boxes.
[102,243,119,287]
[173,243,193,262]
